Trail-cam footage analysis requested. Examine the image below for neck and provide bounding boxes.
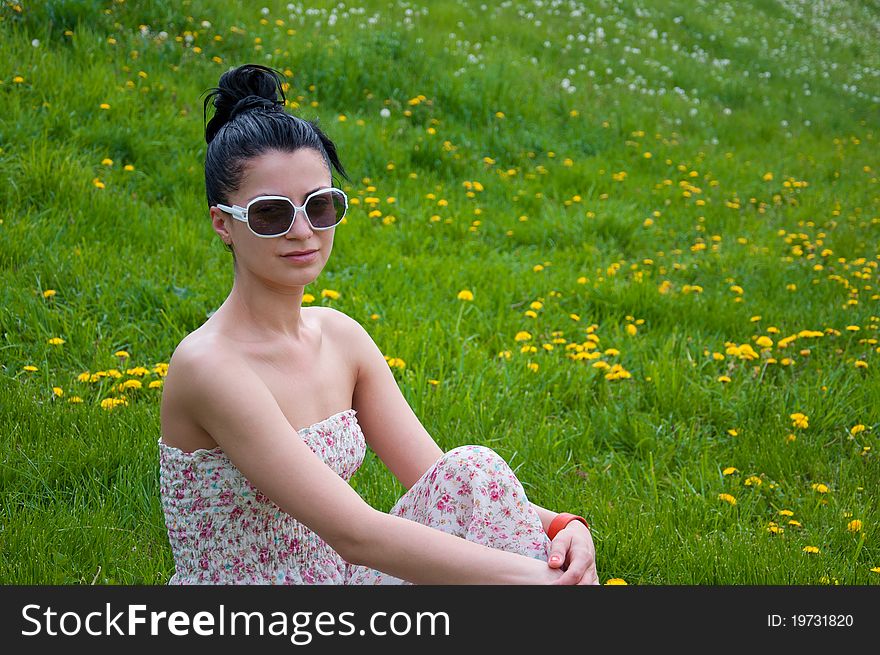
[217,273,308,342]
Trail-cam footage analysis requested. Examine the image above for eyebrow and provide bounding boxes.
[245,186,330,204]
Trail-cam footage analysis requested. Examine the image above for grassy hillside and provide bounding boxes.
[1,0,878,584]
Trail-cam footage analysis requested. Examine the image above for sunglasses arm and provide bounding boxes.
[215,204,248,223]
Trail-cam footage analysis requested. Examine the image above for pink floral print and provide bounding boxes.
[159,409,550,584]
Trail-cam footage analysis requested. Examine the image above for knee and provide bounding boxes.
[437,445,508,475]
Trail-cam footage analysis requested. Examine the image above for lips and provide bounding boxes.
[282,250,317,256]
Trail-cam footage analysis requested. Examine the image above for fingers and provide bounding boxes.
[555,548,596,585]
[554,553,591,585]
[577,564,600,585]
[547,532,572,569]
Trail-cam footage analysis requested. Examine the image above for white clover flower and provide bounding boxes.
[380,107,390,118]
[32,39,40,47]
[261,7,270,15]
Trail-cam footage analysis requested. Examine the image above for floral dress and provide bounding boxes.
[159,408,551,584]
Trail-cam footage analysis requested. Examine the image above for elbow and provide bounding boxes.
[329,507,385,566]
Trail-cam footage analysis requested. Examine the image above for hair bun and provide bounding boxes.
[229,95,284,120]
[202,64,288,144]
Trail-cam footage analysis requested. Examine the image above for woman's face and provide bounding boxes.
[210,148,336,288]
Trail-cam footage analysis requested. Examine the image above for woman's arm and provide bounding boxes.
[169,340,563,585]
[332,309,445,491]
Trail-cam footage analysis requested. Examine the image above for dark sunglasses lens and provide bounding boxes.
[248,199,293,235]
[305,190,346,228]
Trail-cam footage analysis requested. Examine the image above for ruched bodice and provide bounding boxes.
[158,408,365,584]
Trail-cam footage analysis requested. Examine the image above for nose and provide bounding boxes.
[284,206,313,238]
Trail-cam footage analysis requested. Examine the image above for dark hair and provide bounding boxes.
[202,64,350,257]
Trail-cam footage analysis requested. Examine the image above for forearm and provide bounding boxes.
[342,508,556,585]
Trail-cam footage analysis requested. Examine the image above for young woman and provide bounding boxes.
[158,63,598,585]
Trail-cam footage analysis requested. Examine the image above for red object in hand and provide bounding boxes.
[546,513,590,541]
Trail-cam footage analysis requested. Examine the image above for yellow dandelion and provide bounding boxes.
[871,567,880,574]
[23,365,38,372]
[787,520,802,528]
[114,350,130,359]
[67,396,83,404]
[811,483,829,494]
[803,546,819,554]
[100,397,127,410]
[123,164,135,171]
[847,520,862,533]
[625,324,637,336]
[101,158,113,166]
[722,467,738,476]
[42,289,57,298]
[718,493,737,505]
[52,387,64,397]
[514,331,532,342]
[744,476,762,487]
[457,289,474,301]
[604,578,627,585]
[850,424,866,436]
[303,293,315,303]
[120,379,142,391]
[99,103,110,110]
[47,337,66,345]
[148,380,163,389]
[855,360,868,369]
[527,362,539,372]
[778,509,794,517]
[717,375,731,383]
[321,289,340,300]
[727,429,739,437]
[790,412,809,429]
[767,524,784,535]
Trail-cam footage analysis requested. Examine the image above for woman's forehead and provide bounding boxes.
[239,149,331,198]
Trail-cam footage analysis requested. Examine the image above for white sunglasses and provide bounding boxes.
[215,187,348,237]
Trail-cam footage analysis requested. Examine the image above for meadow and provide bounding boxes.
[0,0,878,584]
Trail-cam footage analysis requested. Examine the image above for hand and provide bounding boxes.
[547,520,599,585]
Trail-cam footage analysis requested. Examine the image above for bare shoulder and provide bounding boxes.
[167,328,242,381]
[314,306,365,336]
[160,328,249,448]
[312,306,372,367]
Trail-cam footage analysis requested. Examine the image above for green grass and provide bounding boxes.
[1,0,878,584]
